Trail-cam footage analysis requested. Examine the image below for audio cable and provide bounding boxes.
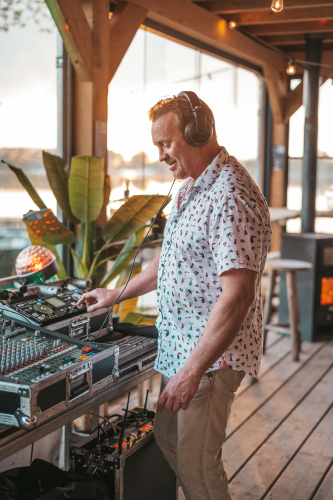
[88,179,176,342]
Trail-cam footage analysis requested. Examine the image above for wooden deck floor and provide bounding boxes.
[180,332,333,500]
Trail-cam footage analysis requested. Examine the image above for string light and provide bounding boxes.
[271,0,283,12]
[287,58,296,75]
[229,21,237,29]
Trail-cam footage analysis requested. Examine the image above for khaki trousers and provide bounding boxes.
[154,369,244,500]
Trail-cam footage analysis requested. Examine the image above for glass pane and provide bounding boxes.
[0,11,57,280]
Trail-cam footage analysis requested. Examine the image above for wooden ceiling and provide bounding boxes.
[193,0,333,54]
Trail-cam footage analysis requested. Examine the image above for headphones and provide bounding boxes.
[177,91,214,147]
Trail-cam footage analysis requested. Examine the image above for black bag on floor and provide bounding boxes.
[0,459,110,500]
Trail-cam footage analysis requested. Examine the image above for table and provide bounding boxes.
[269,207,301,226]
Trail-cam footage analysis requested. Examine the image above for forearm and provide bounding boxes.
[114,253,160,303]
[182,291,254,380]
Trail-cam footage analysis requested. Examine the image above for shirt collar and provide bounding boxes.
[186,146,230,197]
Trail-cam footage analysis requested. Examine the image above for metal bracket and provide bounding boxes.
[14,408,38,430]
[68,316,90,338]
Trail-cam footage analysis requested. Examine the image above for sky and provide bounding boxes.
[0,7,332,160]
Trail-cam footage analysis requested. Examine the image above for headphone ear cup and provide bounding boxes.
[184,118,213,147]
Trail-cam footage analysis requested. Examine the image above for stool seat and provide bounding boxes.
[265,259,313,272]
[263,258,312,362]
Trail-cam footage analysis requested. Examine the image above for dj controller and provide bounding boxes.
[0,315,119,429]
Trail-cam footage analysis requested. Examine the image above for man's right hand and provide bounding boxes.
[77,288,119,313]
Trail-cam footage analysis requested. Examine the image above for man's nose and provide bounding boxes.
[159,151,168,162]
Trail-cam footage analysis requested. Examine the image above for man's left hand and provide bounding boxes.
[156,369,201,413]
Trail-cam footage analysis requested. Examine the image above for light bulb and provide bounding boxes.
[286,59,296,75]
[271,0,283,12]
[229,21,237,29]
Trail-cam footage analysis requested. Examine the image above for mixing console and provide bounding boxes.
[0,316,118,429]
[106,336,157,365]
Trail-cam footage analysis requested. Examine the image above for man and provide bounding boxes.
[78,92,271,500]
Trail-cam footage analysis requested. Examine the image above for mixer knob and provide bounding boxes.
[10,320,15,331]
[35,330,41,337]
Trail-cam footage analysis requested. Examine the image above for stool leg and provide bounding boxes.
[286,270,301,362]
[263,269,277,353]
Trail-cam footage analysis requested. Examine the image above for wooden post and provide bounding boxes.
[301,36,323,233]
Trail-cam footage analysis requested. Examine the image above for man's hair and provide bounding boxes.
[148,95,217,139]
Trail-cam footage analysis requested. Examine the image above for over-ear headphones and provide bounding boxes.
[177,91,214,147]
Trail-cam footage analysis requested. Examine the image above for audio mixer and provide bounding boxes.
[0,315,119,429]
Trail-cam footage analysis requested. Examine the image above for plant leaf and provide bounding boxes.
[23,209,77,246]
[68,156,104,223]
[102,195,166,243]
[101,175,111,216]
[121,312,157,325]
[42,151,80,224]
[113,263,141,321]
[99,228,145,288]
[1,159,47,210]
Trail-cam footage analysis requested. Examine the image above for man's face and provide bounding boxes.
[151,112,200,180]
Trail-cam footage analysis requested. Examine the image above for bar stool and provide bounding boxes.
[263,258,313,361]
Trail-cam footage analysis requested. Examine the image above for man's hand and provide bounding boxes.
[157,369,202,413]
[77,288,118,312]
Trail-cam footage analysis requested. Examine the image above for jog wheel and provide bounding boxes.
[34,303,53,315]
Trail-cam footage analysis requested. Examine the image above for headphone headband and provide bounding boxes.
[177,91,213,147]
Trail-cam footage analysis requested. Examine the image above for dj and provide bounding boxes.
[78,92,272,500]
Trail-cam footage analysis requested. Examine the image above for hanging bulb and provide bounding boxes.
[286,58,296,75]
[229,21,237,29]
[271,0,283,12]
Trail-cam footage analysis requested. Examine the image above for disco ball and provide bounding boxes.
[15,245,59,279]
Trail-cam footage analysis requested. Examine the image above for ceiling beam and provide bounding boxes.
[45,0,92,81]
[262,33,333,45]
[279,42,333,52]
[109,2,148,83]
[195,0,333,15]
[246,20,333,36]
[230,7,333,26]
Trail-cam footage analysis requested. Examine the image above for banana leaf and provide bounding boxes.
[121,312,157,325]
[23,209,76,247]
[24,217,67,279]
[113,263,142,321]
[98,227,145,288]
[101,175,111,216]
[68,156,104,223]
[102,195,165,243]
[1,160,47,210]
[42,151,80,224]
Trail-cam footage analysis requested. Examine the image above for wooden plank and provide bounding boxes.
[226,349,333,499]
[246,20,333,36]
[313,464,333,500]
[282,42,333,51]
[109,2,148,83]
[262,33,333,45]
[284,82,303,122]
[230,7,333,26]
[45,0,92,81]
[235,336,290,398]
[262,405,333,500]
[194,0,333,15]
[227,340,324,436]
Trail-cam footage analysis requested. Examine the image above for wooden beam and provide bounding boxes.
[262,33,333,45]
[246,20,333,36]
[195,0,333,15]
[45,0,92,81]
[279,42,333,52]
[230,7,333,26]
[109,2,148,83]
[283,82,303,122]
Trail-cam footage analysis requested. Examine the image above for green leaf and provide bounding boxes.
[101,175,111,216]
[1,159,47,210]
[121,312,157,325]
[42,151,80,224]
[114,263,142,321]
[99,228,145,288]
[23,209,77,246]
[68,156,104,223]
[102,195,166,243]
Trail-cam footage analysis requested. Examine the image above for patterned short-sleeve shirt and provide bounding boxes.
[154,147,272,379]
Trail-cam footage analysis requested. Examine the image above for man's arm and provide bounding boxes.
[77,253,160,312]
[157,267,257,413]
